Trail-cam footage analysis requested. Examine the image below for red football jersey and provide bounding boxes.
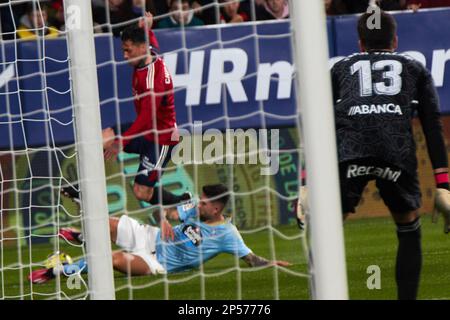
[121,56,179,147]
[120,30,178,147]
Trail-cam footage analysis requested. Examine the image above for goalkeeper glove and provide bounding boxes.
[432,188,450,234]
[296,186,309,231]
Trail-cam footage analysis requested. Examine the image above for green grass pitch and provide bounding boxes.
[1,216,449,300]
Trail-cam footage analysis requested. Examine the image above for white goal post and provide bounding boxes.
[289,0,349,299]
[63,0,115,300]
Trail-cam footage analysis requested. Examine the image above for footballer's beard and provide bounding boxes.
[199,211,210,223]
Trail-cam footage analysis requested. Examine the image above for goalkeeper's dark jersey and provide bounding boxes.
[331,51,448,175]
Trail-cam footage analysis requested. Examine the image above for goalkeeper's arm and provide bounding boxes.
[416,67,450,233]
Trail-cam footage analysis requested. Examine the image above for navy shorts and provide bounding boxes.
[123,137,174,188]
[339,158,421,214]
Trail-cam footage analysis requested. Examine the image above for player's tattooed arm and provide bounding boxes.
[242,253,292,268]
[241,253,270,267]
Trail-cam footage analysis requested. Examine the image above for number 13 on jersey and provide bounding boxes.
[351,60,403,97]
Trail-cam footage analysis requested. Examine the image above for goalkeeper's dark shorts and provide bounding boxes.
[123,137,174,188]
[339,157,421,214]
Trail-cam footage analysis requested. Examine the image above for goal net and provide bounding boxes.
[0,0,319,300]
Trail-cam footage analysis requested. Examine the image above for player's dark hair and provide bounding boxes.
[357,10,397,50]
[203,184,229,207]
[121,24,146,44]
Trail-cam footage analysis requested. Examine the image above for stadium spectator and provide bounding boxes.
[17,2,59,40]
[377,0,407,11]
[343,0,406,13]
[256,0,289,21]
[330,11,450,299]
[47,0,65,31]
[185,0,218,25]
[325,0,348,16]
[191,0,214,25]
[157,0,204,29]
[191,0,203,13]
[29,184,291,282]
[91,0,106,33]
[186,0,252,25]
[93,0,136,37]
[132,0,157,18]
[220,0,249,24]
[153,0,171,17]
[406,0,450,11]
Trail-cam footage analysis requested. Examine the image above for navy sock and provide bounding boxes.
[395,218,422,300]
[149,187,183,205]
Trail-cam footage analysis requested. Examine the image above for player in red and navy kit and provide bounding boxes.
[103,14,190,207]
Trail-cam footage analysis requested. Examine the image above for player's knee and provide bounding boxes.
[112,252,123,268]
[109,217,119,230]
[391,210,419,224]
[133,184,154,202]
[109,217,120,241]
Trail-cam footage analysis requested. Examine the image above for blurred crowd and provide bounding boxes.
[1,0,450,40]
[325,0,450,15]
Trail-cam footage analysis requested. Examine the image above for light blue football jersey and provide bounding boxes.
[155,202,252,273]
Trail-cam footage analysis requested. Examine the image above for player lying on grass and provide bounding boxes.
[29,184,291,283]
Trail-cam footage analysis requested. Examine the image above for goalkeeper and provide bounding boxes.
[29,184,291,283]
[330,10,450,300]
